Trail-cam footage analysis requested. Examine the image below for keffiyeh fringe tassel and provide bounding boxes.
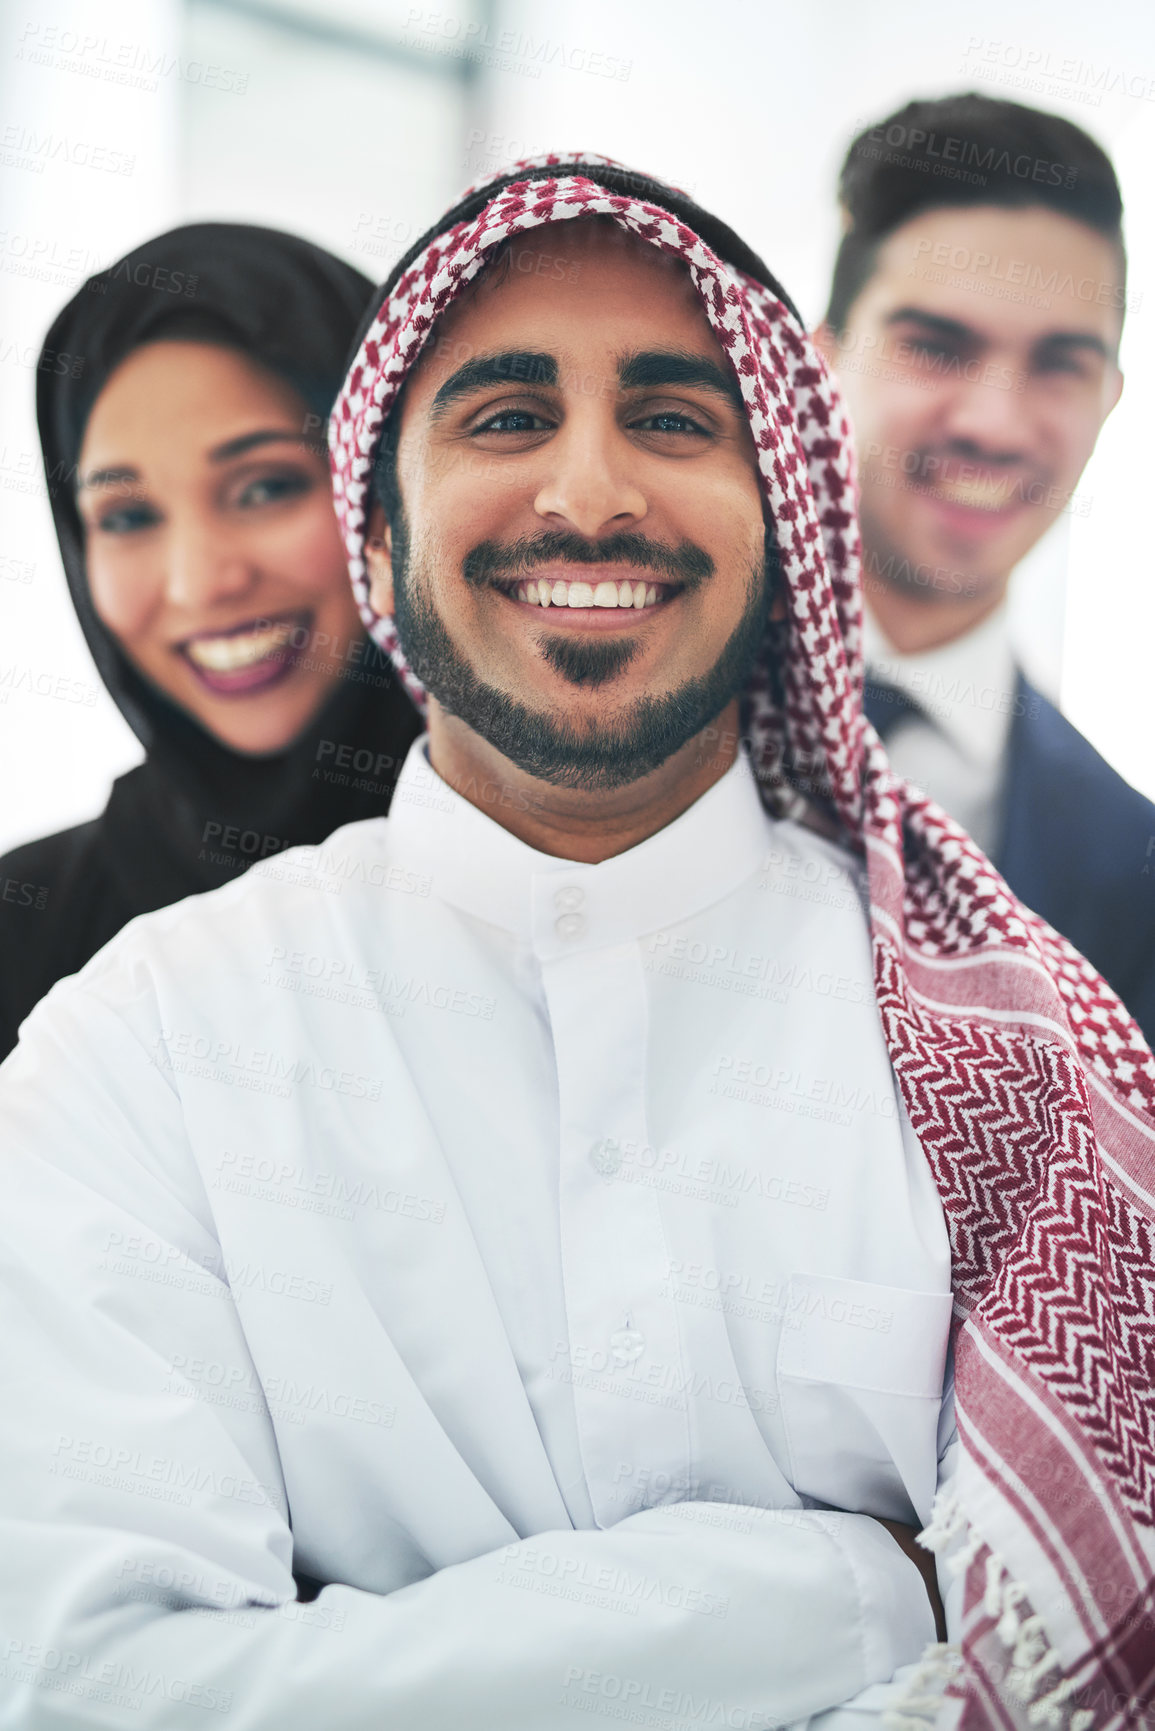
[880,1644,963,1731]
[883,1491,1095,1731]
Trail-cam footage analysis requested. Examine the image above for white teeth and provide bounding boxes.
[511,577,668,609]
[936,477,1007,511]
[184,620,295,672]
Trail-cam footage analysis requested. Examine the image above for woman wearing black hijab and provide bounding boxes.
[0,225,421,1058]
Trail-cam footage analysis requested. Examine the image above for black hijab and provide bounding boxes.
[0,223,421,1056]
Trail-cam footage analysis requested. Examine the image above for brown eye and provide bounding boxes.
[630,412,709,435]
[236,471,312,508]
[907,340,953,363]
[92,501,162,535]
[1037,354,1088,377]
[472,409,554,434]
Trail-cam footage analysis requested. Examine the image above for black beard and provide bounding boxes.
[536,632,642,689]
[388,510,775,792]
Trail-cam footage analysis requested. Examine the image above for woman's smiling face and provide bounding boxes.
[77,339,364,756]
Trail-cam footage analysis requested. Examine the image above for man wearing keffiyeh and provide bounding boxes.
[0,158,1153,1731]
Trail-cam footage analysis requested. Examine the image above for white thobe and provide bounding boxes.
[0,736,960,1730]
[864,603,1018,857]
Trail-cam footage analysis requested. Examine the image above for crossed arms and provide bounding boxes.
[0,986,949,1730]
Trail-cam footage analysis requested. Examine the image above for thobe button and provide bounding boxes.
[590,1139,622,1176]
[555,911,586,940]
[554,886,585,913]
[609,1327,645,1367]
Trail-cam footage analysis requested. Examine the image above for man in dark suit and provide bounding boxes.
[816,91,1155,1044]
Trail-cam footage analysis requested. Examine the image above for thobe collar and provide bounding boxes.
[388,735,771,959]
[862,602,1016,773]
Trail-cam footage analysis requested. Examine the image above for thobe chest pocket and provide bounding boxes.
[776,1273,953,1525]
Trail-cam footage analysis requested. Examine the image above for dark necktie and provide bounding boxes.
[862,678,927,743]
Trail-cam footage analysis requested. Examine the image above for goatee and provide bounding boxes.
[388,512,775,791]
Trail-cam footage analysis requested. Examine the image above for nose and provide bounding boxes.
[939,367,1032,460]
[533,419,648,538]
[163,520,257,612]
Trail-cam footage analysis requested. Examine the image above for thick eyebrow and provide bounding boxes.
[616,349,744,409]
[884,308,976,343]
[78,465,139,490]
[885,306,1114,363]
[430,351,558,418]
[208,428,310,462]
[79,429,308,490]
[1033,330,1113,362]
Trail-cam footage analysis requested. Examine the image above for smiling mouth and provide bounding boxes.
[181,615,305,672]
[497,575,674,610]
[928,476,1018,512]
[176,611,311,696]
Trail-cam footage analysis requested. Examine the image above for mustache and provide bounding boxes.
[462,531,714,589]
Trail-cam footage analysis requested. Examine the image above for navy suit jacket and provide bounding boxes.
[996,671,1155,1048]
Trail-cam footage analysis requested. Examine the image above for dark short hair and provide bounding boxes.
[825,92,1125,332]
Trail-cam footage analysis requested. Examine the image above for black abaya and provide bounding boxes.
[0,223,420,1058]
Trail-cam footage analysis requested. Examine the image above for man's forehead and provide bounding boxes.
[868,202,1125,342]
[497,214,696,281]
[409,219,717,385]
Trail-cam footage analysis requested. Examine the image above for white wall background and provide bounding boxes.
[0,0,180,851]
[2,0,1153,854]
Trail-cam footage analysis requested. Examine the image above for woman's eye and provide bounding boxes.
[472,409,553,434]
[93,502,161,535]
[236,471,312,508]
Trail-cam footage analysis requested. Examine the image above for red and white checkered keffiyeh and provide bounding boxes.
[330,156,1155,1730]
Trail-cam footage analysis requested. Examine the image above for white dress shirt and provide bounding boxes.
[0,737,960,1729]
[864,603,1018,856]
